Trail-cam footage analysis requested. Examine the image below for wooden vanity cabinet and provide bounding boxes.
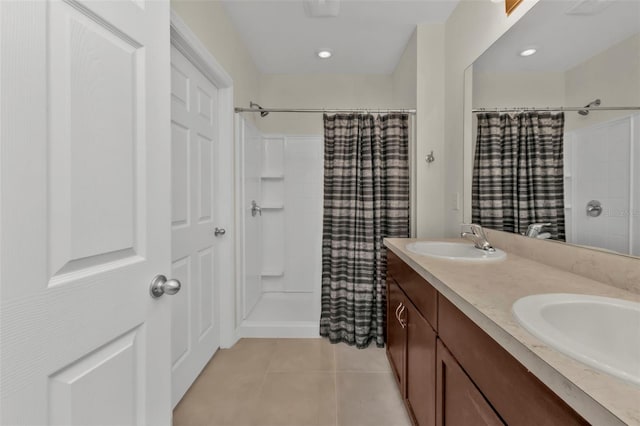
[405,299,437,426]
[386,251,588,426]
[387,252,437,426]
[436,339,504,426]
[386,276,406,392]
[438,295,588,426]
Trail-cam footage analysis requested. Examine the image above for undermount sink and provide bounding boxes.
[405,241,506,261]
[513,294,640,386]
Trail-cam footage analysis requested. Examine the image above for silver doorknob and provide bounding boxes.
[149,275,181,298]
[586,200,603,217]
[214,227,226,237]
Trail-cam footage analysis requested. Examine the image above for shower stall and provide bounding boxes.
[235,115,324,337]
[234,106,416,339]
[564,113,640,255]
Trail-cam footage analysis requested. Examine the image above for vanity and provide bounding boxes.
[384,237,640,426]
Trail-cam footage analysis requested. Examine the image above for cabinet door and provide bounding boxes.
[387,278,406,395]
[405,300,437,426]
[436,339,504,426]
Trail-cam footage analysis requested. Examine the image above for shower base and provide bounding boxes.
[238,292,320,338]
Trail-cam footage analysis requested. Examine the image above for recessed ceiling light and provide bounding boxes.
[490,0,502,3]
[519,48,537,57]
[317,49,333,59]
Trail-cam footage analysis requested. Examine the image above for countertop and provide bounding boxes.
[384,238,640,426]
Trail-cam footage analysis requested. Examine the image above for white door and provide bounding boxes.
[0,1,173,425]
[170,45,221,406]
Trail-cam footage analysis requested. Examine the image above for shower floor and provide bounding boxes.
[240,292,320,338]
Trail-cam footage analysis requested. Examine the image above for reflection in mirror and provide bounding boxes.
[468,0,640,257]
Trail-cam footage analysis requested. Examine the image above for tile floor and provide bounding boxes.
[173,338,412,426]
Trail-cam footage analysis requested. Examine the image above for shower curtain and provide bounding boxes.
[472,111,566,240]
[319,113,410,348]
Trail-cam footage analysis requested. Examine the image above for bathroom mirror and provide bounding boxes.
[465,0,640,257]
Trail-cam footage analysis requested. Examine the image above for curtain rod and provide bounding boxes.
[235,107,417,115]
[472,106,640,113]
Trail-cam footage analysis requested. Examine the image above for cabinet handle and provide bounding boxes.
[395,303,403,323]
[398,304,407,328]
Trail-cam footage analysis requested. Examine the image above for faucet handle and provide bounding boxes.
[526,222,551,237]
[469,223,487,237]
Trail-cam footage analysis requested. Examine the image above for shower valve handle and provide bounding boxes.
[251,200,262,217]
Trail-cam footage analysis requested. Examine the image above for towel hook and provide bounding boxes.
[425,150,435,164]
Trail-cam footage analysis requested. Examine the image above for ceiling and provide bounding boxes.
[473,0,640,73]
[222,0,459,74]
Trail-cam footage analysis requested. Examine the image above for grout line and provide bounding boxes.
[252,340,277,423]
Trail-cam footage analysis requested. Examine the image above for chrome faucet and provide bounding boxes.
[461,224,495,252]
[525,223,551,238]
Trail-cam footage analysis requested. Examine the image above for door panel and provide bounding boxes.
[386,278,406,394]
[170,45,220,407]
[436,340,504,426]
[0,1,171,425]
[49,329,141,426]
[49,0,139,272]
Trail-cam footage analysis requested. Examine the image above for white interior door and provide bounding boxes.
[0,1,172,425]
[170,45,221,406]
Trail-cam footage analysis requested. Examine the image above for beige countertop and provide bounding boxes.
[384,238,640,426]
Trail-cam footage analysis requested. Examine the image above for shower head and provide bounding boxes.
[250,101,269,117]
[578,99,601,116]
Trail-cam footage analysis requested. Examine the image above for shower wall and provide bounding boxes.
[237,116,324,337]
[564,114,639,255]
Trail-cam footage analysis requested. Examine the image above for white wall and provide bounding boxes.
[392,30,418,109]
[472,72,565,109]
[565,33,640,131]
[257,74,394,134]
[416,23,446,238]
[442,0,540,237]
[470,33,640,131]
[171,0,260,115]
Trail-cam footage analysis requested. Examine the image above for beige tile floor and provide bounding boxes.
[173,338,412,426]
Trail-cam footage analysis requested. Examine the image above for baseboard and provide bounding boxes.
[238,321,320,338]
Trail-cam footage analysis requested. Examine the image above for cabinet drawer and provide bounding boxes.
[387,251,438,330]
[438,295,588,426]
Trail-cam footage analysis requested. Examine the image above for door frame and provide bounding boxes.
[170,10,237,348]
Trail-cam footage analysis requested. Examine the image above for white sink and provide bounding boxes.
[405,241,506,261]
[513,294,640,386]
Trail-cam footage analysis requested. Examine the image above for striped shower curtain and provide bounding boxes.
[319,113,410,348]
[472,111,566,240]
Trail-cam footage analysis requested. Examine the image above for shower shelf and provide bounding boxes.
[261,174,284,179]
[261,269,284,277]
[261,203,284,210]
